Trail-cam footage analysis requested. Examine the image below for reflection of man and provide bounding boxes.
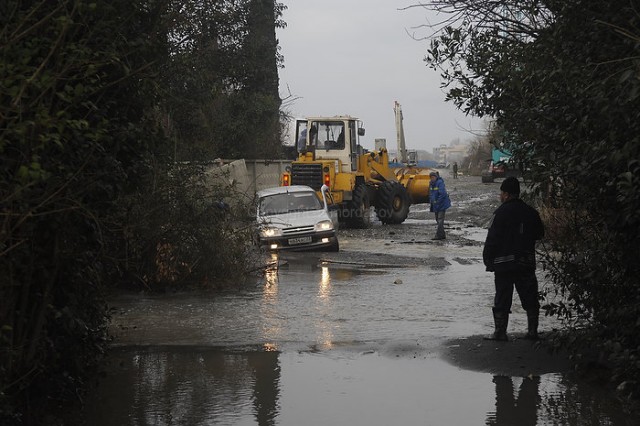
[486,375,539,426]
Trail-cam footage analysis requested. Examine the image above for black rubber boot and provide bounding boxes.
[524,310,539,340]
[484,310,509,341]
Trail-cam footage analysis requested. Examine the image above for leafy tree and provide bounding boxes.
[162,0,286,161]
[0,0,167,422]
[420,0,640,397]
[462,125,495,174]
[1,0,283,423]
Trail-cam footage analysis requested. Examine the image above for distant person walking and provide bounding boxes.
[429,171,451,240]
[452,162,459,179]
[483,177,545,341]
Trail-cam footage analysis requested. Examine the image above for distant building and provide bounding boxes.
[433,144,469,166]
[387,149,431,163]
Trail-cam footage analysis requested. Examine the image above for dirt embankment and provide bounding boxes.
[442,335,572,376]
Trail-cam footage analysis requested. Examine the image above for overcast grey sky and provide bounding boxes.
[276,1,486,153]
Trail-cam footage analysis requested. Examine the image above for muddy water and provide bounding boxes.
[83,247,637,425]
[85,348,630,426]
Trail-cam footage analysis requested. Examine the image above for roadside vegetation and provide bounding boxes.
[0,0,284,424]
[3,0,639,422]
[420,0,640,404]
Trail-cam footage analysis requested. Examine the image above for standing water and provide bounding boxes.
[82,250,637,425]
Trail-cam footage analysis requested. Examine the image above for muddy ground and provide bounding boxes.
[110,171,571,378]
[335,170,499,265]
[335,171,572,377]
[90,172,636,426]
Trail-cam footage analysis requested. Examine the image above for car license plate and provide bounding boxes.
[288,236,312,245]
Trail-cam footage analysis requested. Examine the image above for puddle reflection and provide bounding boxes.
[486,376,539,426]
[85,347,281,426]
[83,348,636,426]
[318,265,331,299]
[100,255,636,425]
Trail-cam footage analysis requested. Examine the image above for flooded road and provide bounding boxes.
[83,176,638,425]
[84,346,630,426]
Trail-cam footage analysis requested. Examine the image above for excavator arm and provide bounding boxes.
[358,149,398,183]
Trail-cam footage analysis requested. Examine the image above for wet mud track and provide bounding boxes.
[83,175,639,425]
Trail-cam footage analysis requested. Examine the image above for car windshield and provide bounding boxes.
[259,191,322,216]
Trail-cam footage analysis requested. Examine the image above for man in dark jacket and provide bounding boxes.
[483,177,544,341]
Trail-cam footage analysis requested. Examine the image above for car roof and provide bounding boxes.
[257,185,316,198]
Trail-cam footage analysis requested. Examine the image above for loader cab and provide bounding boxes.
[295,117,365,172]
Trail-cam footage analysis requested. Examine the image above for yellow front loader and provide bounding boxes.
[283,115,431,228]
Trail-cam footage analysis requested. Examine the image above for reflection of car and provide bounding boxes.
[256,185,339,251]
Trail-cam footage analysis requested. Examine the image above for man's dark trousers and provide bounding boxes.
[493,270,540,315]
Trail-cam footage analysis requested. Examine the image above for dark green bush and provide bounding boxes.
[1,0,281,423]
[424,0,640,400]
[110,161,259,291]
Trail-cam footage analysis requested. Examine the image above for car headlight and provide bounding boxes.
[260,227,282,238]
[314,220,334,232]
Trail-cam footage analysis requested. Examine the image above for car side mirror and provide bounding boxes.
[320,184,332,210]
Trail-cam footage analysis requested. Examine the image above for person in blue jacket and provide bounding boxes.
[429,171,451,240]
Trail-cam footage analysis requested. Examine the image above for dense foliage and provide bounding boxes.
[163,0,286,160]
[1,0,283,423]
[423,0,640,399]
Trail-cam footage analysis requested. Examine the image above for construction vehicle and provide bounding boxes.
[282,103,433,228]
[481,147,522,183]
[390,101,433,205]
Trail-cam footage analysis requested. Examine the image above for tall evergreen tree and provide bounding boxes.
[242,0,282,158]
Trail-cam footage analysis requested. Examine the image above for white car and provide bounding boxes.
[256,185,339,252]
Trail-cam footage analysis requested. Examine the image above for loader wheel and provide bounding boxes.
[375,181,411,224]
[346,183,371,228]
